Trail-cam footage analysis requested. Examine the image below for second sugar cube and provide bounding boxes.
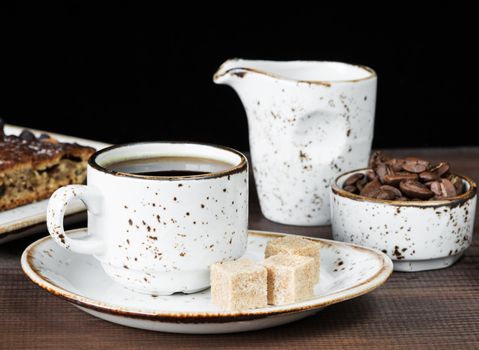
[265,236,321,282]
[264,253,316,305]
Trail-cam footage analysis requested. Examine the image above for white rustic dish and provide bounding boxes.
[331,169,477,272]
[0,124,110,244]
[22,229,392,334]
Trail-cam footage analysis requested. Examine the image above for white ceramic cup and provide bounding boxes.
[47,142,249,295]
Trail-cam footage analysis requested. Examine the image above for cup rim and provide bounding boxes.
[331,168,477,207]
[88,141,248,181]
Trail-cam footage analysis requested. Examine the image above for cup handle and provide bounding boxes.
[47,184,105,255]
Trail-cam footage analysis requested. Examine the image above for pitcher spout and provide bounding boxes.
[213,59,252,86]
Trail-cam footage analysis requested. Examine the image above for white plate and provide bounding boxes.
[0,125,110,243]
[22,229,393,334]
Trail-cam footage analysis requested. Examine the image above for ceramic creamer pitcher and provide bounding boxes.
[214,59,377,226]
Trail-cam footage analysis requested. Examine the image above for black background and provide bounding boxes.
[0,9,477,151]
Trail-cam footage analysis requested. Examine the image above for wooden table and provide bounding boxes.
[1,148,478,349]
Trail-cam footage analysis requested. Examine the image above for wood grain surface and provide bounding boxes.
[1,148,478,350]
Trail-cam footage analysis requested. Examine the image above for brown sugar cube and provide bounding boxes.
[264,254,316,305]
[210,259,267,311]
[265,236,320,282]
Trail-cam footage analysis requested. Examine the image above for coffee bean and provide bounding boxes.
[430,162,450,177]
[383,172,418,186]
[402,158,429,173]
[429,181,442,196]
[344,173,365,186]
[343,185,358,194]
[366,170,377,181]
[365,188,381,198]
[440,178,456,197]
[368,151,380,168]
[448,175,464,195]
[360,179,381,197]
[418,171,439,182]
[380,185,402,198]
[368,151,389,168]
[375,164,392,184]
[399,180,434,199]
[402,163,427,173]
[404,157,429,167]
[430,179,456,198]
[19,129,36,141]
[356,177,367,191]
[386,158,405,172]
[375,189,397,200]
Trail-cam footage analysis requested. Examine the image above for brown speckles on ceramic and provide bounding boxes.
[214,59,377,226]
[331,169,477,272]
[299,150,309,162]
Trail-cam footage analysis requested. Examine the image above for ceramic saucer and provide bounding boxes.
[22,229,392,334]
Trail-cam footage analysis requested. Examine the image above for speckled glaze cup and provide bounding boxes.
[214,59,377,226]
[330,169,477,272]
[47,142,248,295]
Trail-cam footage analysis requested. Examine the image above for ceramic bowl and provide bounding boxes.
[330,169,477,272]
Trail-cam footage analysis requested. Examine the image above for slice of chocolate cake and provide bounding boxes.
[0,119,95,211]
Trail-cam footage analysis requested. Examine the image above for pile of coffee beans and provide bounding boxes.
[342,151,465,200]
